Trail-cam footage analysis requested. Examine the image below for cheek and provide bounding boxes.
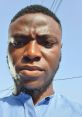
[39,50,61,86]
[8,48,24,65]
[50,51,61,68]
[46,52,61,80]
[42,48,61,72]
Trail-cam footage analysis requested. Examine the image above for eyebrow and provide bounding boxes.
[9,32,59,43]
[36,34,58,40]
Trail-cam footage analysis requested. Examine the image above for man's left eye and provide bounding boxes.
[37,36,58,49]
[41,39,58,48]
[43,41,57,48]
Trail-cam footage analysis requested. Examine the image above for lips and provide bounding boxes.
[17,65,44,71]
[16,65,45,78]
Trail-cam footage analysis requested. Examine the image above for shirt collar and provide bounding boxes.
[35,95,54,106]
[12,92,54,106]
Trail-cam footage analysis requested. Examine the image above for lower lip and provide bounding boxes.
[19,70,44,77]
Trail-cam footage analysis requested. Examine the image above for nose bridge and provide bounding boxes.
[29,40,37,54]
[24,40,40,57]
[30,26,36,38]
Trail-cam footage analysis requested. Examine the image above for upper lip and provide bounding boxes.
[17,65,44,71]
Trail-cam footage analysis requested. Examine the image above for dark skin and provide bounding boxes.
[8,13,62,104]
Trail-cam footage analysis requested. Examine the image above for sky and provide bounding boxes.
[0,0,82,104]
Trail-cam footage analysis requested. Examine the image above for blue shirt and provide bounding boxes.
[0,93,82,117]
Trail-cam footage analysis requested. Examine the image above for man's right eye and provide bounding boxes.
[11,40,24,48]
[10,35,29,48]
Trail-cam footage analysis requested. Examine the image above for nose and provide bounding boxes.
[22,40,41,63]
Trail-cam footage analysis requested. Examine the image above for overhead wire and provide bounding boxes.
[53,0,60,10]
[0,75,82,93]
[55,0,63,13]
[55,75,82,81]
[0,86,13,93]
[50,0,63,13]
[50,0,56,10]
[53,0,58,9]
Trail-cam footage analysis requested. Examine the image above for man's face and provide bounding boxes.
[8,13,62,91]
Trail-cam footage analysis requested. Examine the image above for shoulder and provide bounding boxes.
[52,94,82,116]
[0,95,14,106]
[0,94,22,107]
[58,94,82,108]
[0,93,31,106]
[0,95,14,114]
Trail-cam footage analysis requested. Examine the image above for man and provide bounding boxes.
[0,4,82,117]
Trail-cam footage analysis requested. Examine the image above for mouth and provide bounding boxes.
[16,65,45,78]
[17,65,44,71]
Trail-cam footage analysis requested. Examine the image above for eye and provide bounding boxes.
[43,40,57,48]
[13,40,25,48]
[37,36,58,48]
[9,35,30,48]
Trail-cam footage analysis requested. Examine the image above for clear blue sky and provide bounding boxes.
[0,0,82,104]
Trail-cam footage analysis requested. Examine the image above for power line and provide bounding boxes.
[50,0,63,13]
[50,0,56,10]
[0,75,82,93]
[0,86,13,93]
[55,0,63,13]
[55,75,82,81]
[53,0,58,9]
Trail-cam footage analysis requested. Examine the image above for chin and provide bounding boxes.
[20,76,54,95]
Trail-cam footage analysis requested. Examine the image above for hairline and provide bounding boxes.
[10,13,61,32]
[10,5,62,31]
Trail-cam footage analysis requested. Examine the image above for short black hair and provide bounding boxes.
[11,4,62,30]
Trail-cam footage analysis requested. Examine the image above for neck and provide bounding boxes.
[30,85,54,104]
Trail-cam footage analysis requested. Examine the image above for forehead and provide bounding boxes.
[9,13,61,37]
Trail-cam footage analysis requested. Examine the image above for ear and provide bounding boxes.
[61,43,63,48]
[12,79,21,96]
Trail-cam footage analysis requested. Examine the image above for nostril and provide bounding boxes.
[34,56,40,61]
[22,56,41,63]
[22,56,31,63]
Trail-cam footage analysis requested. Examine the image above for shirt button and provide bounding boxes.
[45,97,50,101]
